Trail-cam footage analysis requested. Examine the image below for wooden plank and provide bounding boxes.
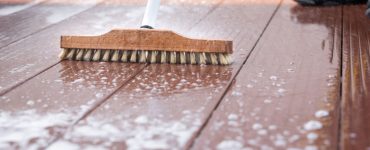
[0,0,99,48]
[0,0,41,16]
[0,1,147,96]
[0,0,226,149]
[192,1,343,150]
[340,4,370,150]
[0,61,145,149]
[47,0,282,149]
[0,1,149,149]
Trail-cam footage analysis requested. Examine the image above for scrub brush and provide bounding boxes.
[59,0,233,65]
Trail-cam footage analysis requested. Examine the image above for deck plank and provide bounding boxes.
[47,0,283,149]
[192,1,343,149]
[0,0,42,16]
[0,0,226,149]
[0,0,99,48]
[340,4,370,150]
[0,61,145,149]
[0,1,147,96]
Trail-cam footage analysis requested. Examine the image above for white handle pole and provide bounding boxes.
[141,0,161,28]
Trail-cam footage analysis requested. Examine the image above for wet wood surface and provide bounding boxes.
[0,0,146,96]
[49,0,282,149]
[0,0,369,149]
[340,4,370,150]
[192,1,343,149]
[0,0,98,48]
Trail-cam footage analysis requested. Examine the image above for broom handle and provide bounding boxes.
[141,0,161,29]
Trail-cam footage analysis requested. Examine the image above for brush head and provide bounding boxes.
[60,29,233,65]
[59,49,232,65]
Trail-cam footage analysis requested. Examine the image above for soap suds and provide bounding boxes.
[315,110,329,118]
[304,120,323,131]
[216,140,243,150]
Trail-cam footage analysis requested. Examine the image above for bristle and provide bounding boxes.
[224,54,232,64]
[190,52,196,64]
[199,52,206,64]
[111,50,120,61]
[121,51,128,62]
[102,50,111,61]
[218,53,227,65]
[139,50,148,63]
[93,50,102,61]
[160,51,167,63]
[218,53,232,65]
[75,49,84,61]
[150,51,158,63]
[59,49,69,60]
[170,52,177,64]
[210,53,218,65]
[83,49,93,61]
[130,50,138,62]
[60,48,231,65]
[66,49,76,60]
[180,52,186,64]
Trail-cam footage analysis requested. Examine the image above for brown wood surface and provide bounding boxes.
[0,0,98,48]
[48,0,282,149]
[340,4,370,150]
[0,0,226,149]
[192,1,343,149]
[0,61,145,149]
[0,0,370,149]
[61,29,233,53]
[0,0,146,96]
[0,0,42,16]
[0,0,149,149]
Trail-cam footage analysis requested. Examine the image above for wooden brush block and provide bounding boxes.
[61,29,233,53]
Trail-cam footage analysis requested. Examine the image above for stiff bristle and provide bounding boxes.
[130,50,138,62]
[59,49,68,60]
[190,52,196,64]
[59,49,232,65]
[161,51,167,63]
[75,49,84,61]
[83,49,93,61]
[199,52,206,64]
[180,52,186,64]
[93,50,102,61]
[139,51,148,63]
[210,53,218,65]
[170,52,176,64]
[66,49,76,60]
[121,51,128,62]
[150,51,158,63]
[102,50,111,61]
[111,50,120,61]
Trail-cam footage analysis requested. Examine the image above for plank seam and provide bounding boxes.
[41,0,228,148]
[0,61,60,96]
[0,1,102,50]
[337,4,344,150]
[186,0,284,149]
[43,63,149,149]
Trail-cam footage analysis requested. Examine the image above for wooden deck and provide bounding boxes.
[0,0,369,149]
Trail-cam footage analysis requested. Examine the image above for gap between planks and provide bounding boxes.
[186,0,284,149]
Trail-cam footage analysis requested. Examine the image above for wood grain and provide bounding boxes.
[0,0,226,148]
[0,61,145,149]
[0,0,98,48]
[340,4,370,150]
[61,29,233,53]
[192,1,343,149]
[49,0,282,149]
[0,1,147,96]
[0,0,41,16]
